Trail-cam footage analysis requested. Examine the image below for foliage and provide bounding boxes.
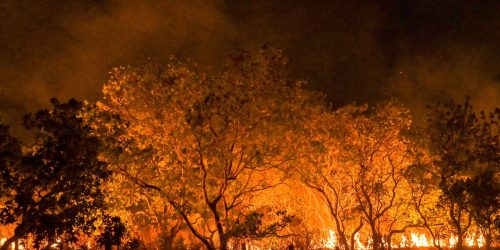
[423,97,500,249]
[97,215,127,250]
[0,98,111,250]
[230,210,294,239]
[297,102,418,250]
[91,46,320,249]
[0,46,498,250]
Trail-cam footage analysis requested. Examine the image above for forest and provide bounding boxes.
[0,47,498,250]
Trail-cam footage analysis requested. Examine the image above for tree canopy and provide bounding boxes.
[0,99,112,250]
[91,47,322,250]
[0,48,498,250]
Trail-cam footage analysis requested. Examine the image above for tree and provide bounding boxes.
[0,124,22,249]
[464,106,499,250]
[298,103,418,250]
[0,98,111,250]
[342,103,416,250]
[424,97,500,250]
[92,47,319,250]
[104,173,188,249]
[296,105,365,250]
[467,169,499,250]
[406,153,448,250]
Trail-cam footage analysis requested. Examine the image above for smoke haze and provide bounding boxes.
[1,0,499,134]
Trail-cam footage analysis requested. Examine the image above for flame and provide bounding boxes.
[466,233,474,247]
[410,232,430,247]
[50,238,62,248]
[465,232,485,248]
[320,230,337,249]
[0,238,23,250]
[399,235,408,248]
[0,238,11,250]
[317,230,488,249]
[477,233,485,248]
[449,235,458,248]
[354,233,367,250]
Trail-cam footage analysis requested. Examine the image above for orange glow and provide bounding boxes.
[0,238,25,250]
[410,233,430,247]
[319,230,337,249]
[316,230,489,249]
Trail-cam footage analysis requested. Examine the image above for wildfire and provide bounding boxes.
[400,235,408,248]
[0,238,25,250]
[410,233,430,247]
[319,230,337,249]
[318,230,487,249]
[465,232,485,248]
[0,231,491,250]
[449,235,457,248]
[476,233,485,248]
[354,233,367,250]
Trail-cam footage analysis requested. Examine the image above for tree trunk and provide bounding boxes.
[374,234,380,250]
[484,232,491,250]
[349,219,364,250]
[208,203,227,250]
[172,201,215,250]
[456,231,463,250]
[219,237,228,250]
[369,223,380,250]
[335,229,349,250]
[0,235,20,250]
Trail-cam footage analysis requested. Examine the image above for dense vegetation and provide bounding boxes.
[0,47,498,250]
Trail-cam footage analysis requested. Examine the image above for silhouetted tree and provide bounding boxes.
[467,170,499,250]
[0,98,111,250]
[0,124,23,248]
[466,106,500,250]
[425,97,499,250]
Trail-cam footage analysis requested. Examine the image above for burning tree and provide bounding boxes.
[297,103,420,250]
[91,47,320,250]
[296,105,366,250]
[405,150,449,249]
[345,103,416,250]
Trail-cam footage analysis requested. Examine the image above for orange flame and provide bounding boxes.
[318,230,487,249]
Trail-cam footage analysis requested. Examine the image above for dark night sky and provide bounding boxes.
[1,0,499,133]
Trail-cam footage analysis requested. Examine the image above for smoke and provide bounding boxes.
[0,0,236,136]
[0,0,499,135]
[385,0,500,120]
[389,47,500,120]
[223,0,392,105]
